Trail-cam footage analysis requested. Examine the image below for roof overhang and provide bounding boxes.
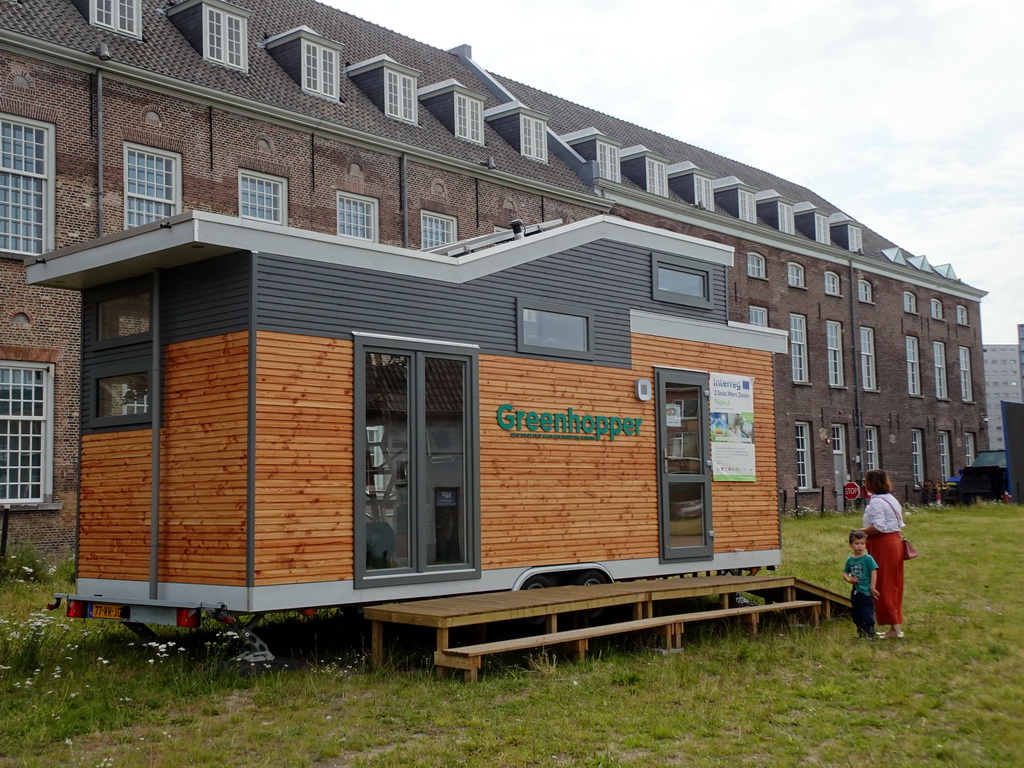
[26,211,734,291]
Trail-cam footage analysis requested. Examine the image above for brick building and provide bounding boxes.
[1,0,985,557]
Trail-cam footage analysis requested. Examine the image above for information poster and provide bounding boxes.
[709,373,756,481]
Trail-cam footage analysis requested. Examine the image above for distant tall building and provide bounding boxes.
[982,343,1022,450]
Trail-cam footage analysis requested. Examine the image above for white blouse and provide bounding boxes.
[863,493,904,533]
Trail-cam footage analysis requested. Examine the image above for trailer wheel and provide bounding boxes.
[520,573,556,590]
[571,569,610,587]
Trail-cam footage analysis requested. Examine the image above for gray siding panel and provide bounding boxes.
[256,239,727,368]
[162,251,251,345]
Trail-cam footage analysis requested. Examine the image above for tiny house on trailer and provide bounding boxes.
[30,213,788,649]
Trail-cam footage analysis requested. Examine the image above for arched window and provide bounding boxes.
[824,271,840,295]
[747,252,765,279]
[903,291,917,314]
[930,299,944,320]
[787,262,805,288]
[857,279,873,303]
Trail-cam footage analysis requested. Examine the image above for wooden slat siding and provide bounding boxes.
[253,332,355,586]
[479,354,658,570]
[631,332,780,553]
[159,332,249,585]
[78,430,152,579]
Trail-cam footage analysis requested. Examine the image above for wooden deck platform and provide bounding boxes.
[363,574,851,680]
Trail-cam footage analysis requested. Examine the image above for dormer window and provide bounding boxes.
[646,157,667,197]
[455,92,483,144]
[597,141,620,183]
[828,212,862,252]
[484,103,549,163]
[560,128,622,182]
[167,0,250,71]
[794,203,831,245]
[713,176,757,222]
[756,190,795,234]
[779,202,795,234]
[620,146,668,197]
[86,0,140,37]
[419,80,484,145]
[849,226,863,252]
[386,68,417,124]
[265,28,343,101]
[521,114,547,161]
[667,162,714,210]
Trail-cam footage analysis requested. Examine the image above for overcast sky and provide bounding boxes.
[327,0,1024,344]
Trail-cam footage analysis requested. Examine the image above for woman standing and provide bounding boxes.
[860,469,905,638]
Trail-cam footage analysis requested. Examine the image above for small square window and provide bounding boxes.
[303,40,339,100]
[124,145,181,228]
[98,292,151,341]
[652,254,713,309]
[778,202,795,235]
[749,306,768,327]
[814,213,830,245]
[517,299,594,360]
[738,189,756,223]
[421,211,457,249]
[97,372,149,420]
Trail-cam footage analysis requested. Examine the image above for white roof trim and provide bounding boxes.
[631,310,789,354]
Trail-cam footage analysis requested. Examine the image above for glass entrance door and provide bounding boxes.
[657,369,713,560]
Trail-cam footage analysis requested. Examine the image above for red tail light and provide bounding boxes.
[67,600,86,618]
[176,607,200,628]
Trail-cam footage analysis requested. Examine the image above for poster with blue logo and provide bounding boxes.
[709,373,755,481]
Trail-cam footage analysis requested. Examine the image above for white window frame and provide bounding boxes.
[826,321,844,387]
[123,144,182,229]
[956,304,969,325]
[746,252,765,279]
[695,175,714,210]
[454,92,483,145]
[857,279,873,303]
[864,426,880,471]
[302,40,339,100]
[910,429,924,485]
[420,210,457,249]
[814,213,830,244]
[860,326,877,390]
[0,361,54,504]
[778,202,795,234]
[790,314,808,383]
[385,67,417,124]
[204,5,248,71]
[930,298,944,320]
[646,157,668,197]
[787,262,805,288]
[738,189,756,223]
[238,170,286,225]
[795,422,812,489]
[824,271,840,296]
[0,114,54,256]
[906,336,921,396]
[92,0,141,37]
[933,341,947,399]
[336,192,379,242]
[848,226,862,252]
[749,306,768,327]
[964,432,976,467]
[959,346,973,401]
[938,431,952,479]
[903,291,917,314]
[520,115,547,163]
[596,141,620,183]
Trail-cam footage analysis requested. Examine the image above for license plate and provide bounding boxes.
[89,603,129,621]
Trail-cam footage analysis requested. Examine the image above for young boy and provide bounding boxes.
[843,530,880,639]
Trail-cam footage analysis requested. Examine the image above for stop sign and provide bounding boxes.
[844,482,861,501]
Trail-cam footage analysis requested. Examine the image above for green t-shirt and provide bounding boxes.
[844,553,878,596]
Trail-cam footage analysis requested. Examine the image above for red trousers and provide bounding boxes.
[867,531,905,626]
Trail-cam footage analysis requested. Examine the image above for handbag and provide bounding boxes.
[880,495,920,561]
[901,536,919,560]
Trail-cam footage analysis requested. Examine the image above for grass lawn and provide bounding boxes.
[2,503,1022,767]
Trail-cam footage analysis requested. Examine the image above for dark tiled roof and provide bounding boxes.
[1,0,966,282]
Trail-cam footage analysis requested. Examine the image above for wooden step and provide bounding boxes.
[435,599,822,681]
